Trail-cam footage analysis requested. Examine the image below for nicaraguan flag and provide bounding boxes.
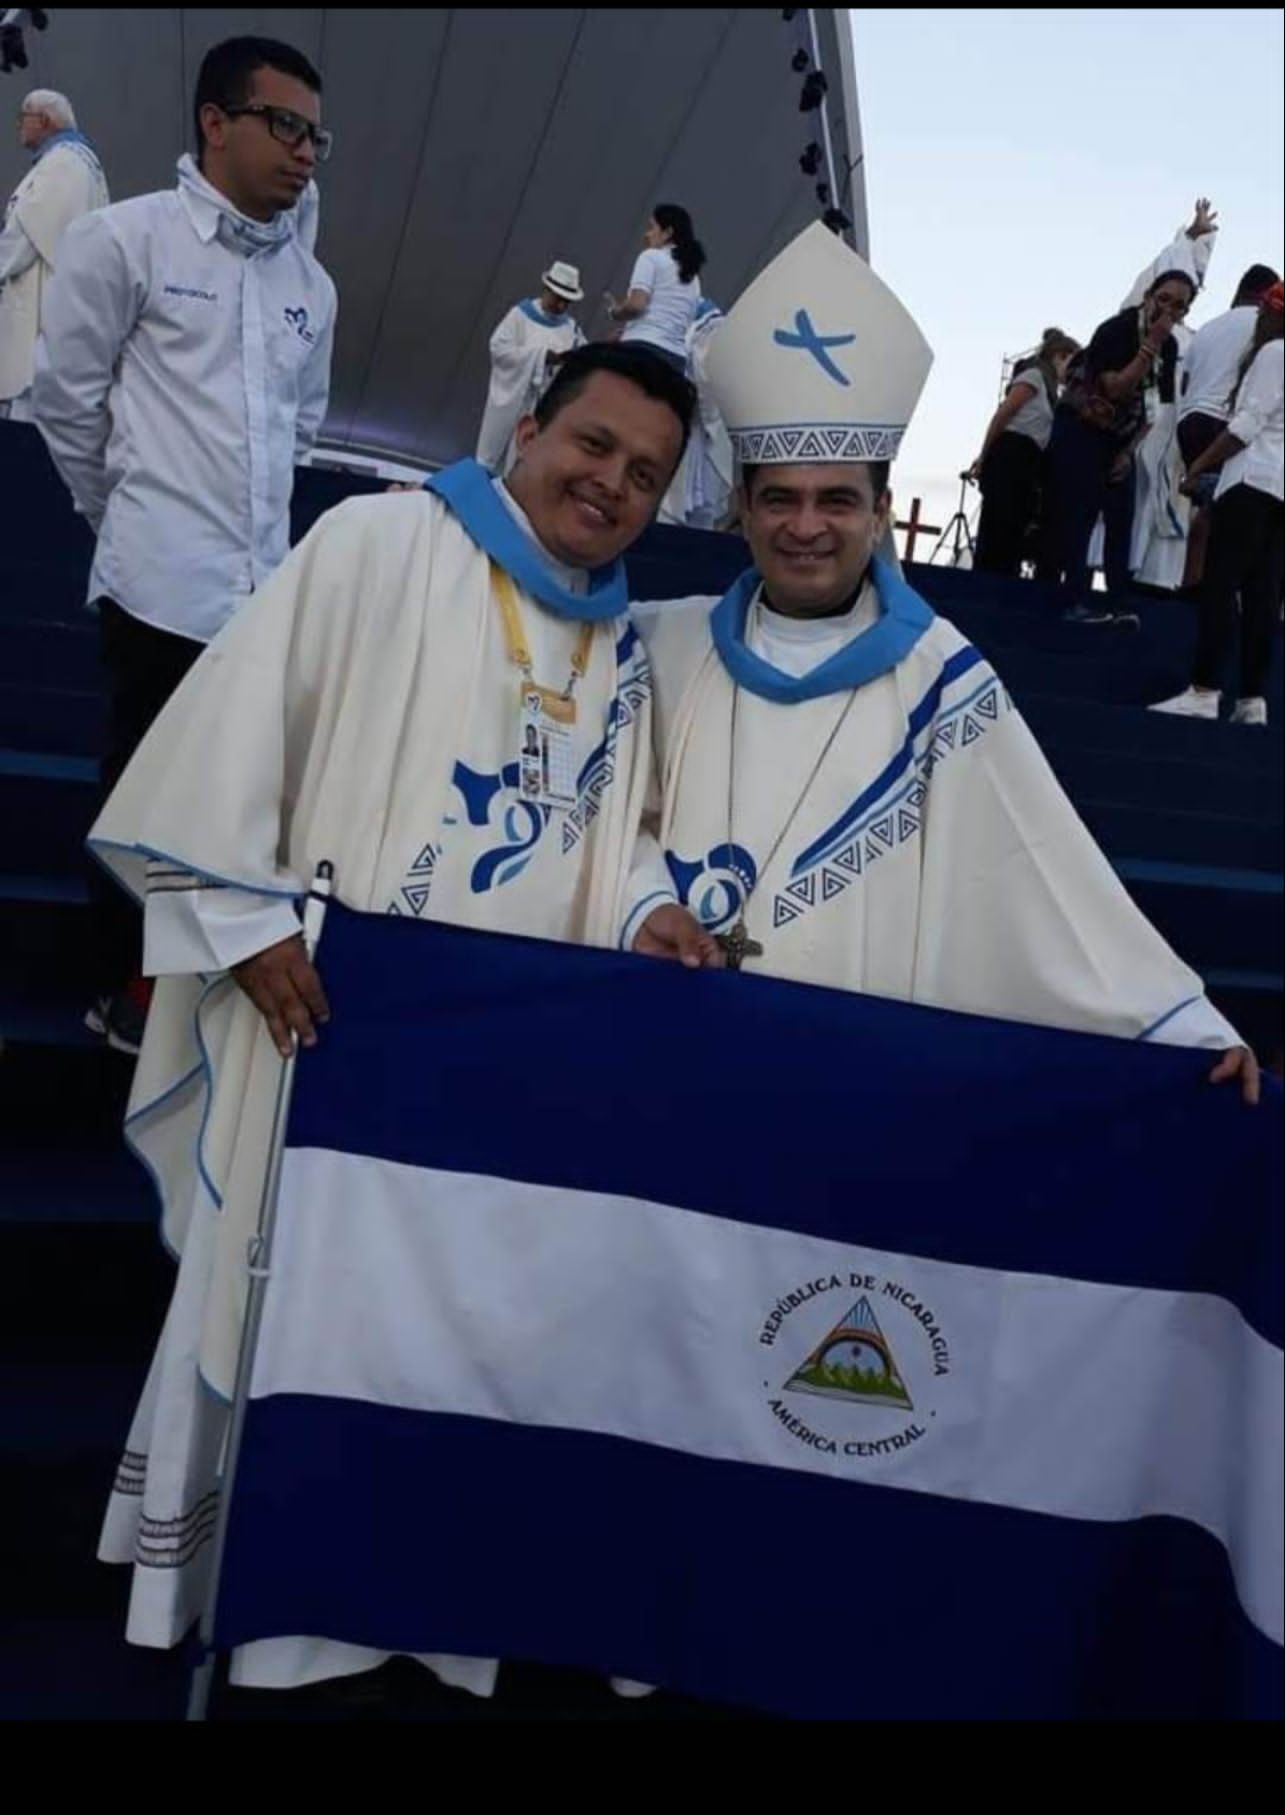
[214,902,1282,1718]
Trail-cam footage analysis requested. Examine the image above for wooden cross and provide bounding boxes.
[894,497,942,563]
[716,919,765,971]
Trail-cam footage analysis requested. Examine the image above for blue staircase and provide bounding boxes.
[1,419,1280,1717]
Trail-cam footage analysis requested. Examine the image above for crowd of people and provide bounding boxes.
[967,203,1282,727]
[0,32,1272,1713]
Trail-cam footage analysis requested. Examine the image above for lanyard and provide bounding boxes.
[492,562,594,696]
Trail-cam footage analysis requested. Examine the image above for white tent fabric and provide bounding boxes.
[3,8,867,470]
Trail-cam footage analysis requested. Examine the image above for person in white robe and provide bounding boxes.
[658,298,734,529]
[475,260,586,476]
[88,341,714,1702]
[1086,199,1218,592]
[623,222,1259,1106]
[0,89,108,419]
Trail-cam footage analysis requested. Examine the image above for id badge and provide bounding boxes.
[519,685,577,811]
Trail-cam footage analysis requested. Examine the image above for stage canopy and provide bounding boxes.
[1,7,867,470]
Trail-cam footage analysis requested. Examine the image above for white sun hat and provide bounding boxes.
[541,260,585,302]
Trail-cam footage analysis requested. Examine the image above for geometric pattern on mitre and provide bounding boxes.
[706,220,933,464]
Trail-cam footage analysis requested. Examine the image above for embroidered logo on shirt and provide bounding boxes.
[284,305,317,345]
[163,283,219,302]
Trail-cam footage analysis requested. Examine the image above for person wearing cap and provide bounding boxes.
[476,260,586,475]
[1152,279,1284,728]
[625,222,1259,1103]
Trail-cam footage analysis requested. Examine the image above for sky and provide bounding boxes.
[849,7,1285,558]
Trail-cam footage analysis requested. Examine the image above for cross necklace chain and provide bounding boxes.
[717,660,859,971]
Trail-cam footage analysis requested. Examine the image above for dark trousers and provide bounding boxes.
[974,431,1043,576]
[1176,411,1226,469]
[1037,412,1135,601]
[627,340,687,374]
[89,599,204,995]
[1192,483,1285,699]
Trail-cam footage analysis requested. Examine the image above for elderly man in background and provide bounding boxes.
[0,87,108,420]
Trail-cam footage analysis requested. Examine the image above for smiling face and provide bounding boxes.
[506,369,685,569]
[740,462,891,616]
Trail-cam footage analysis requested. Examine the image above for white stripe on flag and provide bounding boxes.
[252,1147,1284,1645]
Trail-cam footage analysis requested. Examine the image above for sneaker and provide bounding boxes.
[1231,697,1268,727]
[1148,687,1220,720]
[1063,602,1140,628]
[84,979,152,1055]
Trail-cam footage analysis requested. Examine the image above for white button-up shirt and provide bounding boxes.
[32,158,337,642]
[1216,339,1284,505]
[1179,305,1256,426]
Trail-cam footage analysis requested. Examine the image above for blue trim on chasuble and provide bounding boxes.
[668,650,1014,938]
[518,298,568,329]
[423,459,628,623]
[710,554,935,704]
[386,629,652,912]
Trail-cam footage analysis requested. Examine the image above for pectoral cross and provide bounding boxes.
[716,917,764,971]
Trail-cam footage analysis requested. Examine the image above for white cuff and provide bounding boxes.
[144,886,301,978]
[620,887,680,952]
[1140,992,1243,1052]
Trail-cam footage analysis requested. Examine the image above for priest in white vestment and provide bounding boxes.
[89,341,714,1701]
[624,223,1259,1104]
[0,89,108,419]
[475,260,587,476]
[658,298,734,529]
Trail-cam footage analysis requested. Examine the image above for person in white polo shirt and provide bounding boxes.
[475,260,586,475]
[31,35,337,1055]
[605,203,706,373]
[1177,263,1280,587]
[1151,280,1284,727]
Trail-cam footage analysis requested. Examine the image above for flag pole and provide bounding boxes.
[185,861,336,1722]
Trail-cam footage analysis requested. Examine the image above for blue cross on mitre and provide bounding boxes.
[773,309,856,387]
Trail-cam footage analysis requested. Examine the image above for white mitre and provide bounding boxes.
[705,220,933,467]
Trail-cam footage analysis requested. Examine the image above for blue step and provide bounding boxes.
[0,617,99,690]
[1020,694,1283,771]
[0,682,103,757]
[0,752,97,878]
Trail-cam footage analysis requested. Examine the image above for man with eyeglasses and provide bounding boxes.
[0,88,108,420]
[31,36,337,1057]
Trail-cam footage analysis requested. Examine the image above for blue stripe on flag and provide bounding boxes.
[216,1395,1283,1720]
[288,903,1282,1343]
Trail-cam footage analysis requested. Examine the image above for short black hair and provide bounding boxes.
[194,36,322,164]
[533,342,696,456]
[741,459,891,499]
[1234,264,1281,306]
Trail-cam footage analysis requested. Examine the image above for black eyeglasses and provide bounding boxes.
[222,103,333,163]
